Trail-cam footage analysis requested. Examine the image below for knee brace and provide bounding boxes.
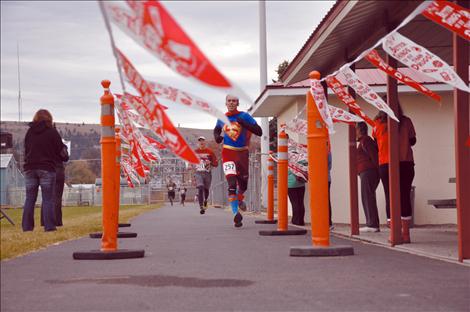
[227,175,237,196]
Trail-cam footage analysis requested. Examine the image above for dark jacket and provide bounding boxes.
[24,121,65,172]
[356,135,378,174]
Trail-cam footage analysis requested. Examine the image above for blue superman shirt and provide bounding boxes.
[216,111,258,149]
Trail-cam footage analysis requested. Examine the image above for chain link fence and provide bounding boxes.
[209,152,261,212]
[3,185,152,208]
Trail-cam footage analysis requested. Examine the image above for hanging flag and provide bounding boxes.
[270,153,308,182]
[148,80,231,124]
[288,138,307,155]
[103,1,251,102]
[286,118,307,136]
[325,76,375,126]
[116,48,199,164]
[329,106,365,124]
[383,32,470,92]
[422,0,470,41]
[144,134,166,150]
[310,79,334,133]
[339,67,399,121]
[365,49,441,102]
[116,96,162,162]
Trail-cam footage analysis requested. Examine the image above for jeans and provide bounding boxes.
[288,186,305,226]
[22,169,56,232]
[41,165,65,226]
[359,168,380,228]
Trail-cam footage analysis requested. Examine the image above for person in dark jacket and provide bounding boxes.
[356,122,380,232]
[41,134,68,226]
[22,109,64,232]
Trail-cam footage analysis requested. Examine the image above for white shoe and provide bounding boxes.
[360,226,380,233]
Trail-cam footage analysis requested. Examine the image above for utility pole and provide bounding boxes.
[17,42,22,122]
[259,1,269,210]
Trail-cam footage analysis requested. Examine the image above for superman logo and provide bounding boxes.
[223,122,242,141]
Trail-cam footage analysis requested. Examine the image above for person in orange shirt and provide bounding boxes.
[193,136,218,215]
[373,103,416,243]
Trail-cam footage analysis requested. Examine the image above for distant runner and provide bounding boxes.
[213,95,262,227]
[179,187,187,206]
[166,179,177,206]
[193,136,218,215]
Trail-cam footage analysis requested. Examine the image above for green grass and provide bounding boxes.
[0,204,161,261]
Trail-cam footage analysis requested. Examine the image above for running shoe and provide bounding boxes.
[238,200,247,212]
[200,207,205,215]
[234,212,243,227]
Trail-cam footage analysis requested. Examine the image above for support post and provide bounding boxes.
[386,55,402,246]
[348,63,359,235]
[453,0,470,262]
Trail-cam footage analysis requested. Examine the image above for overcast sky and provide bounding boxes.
[1,1,335,129]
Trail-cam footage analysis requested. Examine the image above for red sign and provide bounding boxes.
[422,0,470,41]
[365,49,441,102]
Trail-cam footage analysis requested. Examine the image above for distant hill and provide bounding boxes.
[0,120,260,163]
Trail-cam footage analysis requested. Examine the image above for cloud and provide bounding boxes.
[1,0,335,126]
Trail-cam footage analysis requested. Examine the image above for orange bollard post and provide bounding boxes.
[290,71,353,257]
[277,128,289,231]
[255,151,277,224]
[100,80,118,252]
[259,126,306,236]
[72,80,144,260]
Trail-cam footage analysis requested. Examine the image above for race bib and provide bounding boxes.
[168,187,174,191]
[223,161,237,176]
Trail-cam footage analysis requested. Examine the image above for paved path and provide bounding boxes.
[1,203,469,311]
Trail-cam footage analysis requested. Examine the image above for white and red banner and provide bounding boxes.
[339,67,398,121]
[116,97,161,163]
[365,49,441,102]
[148,80,230,124]
[383,32,470,92]
[269,153,308,182]
[116,48,199,164]
[288,138,307,155]
[103,0,251,102]
[329,106,365,124]
[422,0,470,41]
[310,79,334,133]
[325,76,375,126]
[286,118,307,136]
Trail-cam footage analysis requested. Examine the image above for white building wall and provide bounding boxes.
[277,91,457,225]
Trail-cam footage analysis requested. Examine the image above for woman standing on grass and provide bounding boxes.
[22,109,66,232]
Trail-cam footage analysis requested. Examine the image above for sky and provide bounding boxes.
[1,1,335,129]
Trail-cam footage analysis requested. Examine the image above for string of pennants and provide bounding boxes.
[286,0,469,136]
[99,0,469,186]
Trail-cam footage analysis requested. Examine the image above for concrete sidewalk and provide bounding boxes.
[1,203,469,312]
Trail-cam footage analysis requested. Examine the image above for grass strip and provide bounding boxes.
[0,204,161,260]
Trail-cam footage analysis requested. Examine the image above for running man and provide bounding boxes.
[166,179,176,206]
[179,186,187,206]
[194,136,218,215]
[213,95,262,227]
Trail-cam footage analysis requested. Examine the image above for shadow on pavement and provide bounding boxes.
[46,274,254,288]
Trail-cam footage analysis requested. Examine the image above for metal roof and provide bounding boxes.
[0,154,13,169]
[281,0,457,85]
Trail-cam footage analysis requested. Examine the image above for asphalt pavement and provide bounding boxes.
[1,203,469,311]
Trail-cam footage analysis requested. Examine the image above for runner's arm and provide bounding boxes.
[236,117,262,136]
[214,126,223,143]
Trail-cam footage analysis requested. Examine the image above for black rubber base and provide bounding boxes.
[259,229,307,236]
[118,223,131,227]
[255,219,277,224]
[73,249,145,260]
[290,245,354,257]
[89,232,138,239]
